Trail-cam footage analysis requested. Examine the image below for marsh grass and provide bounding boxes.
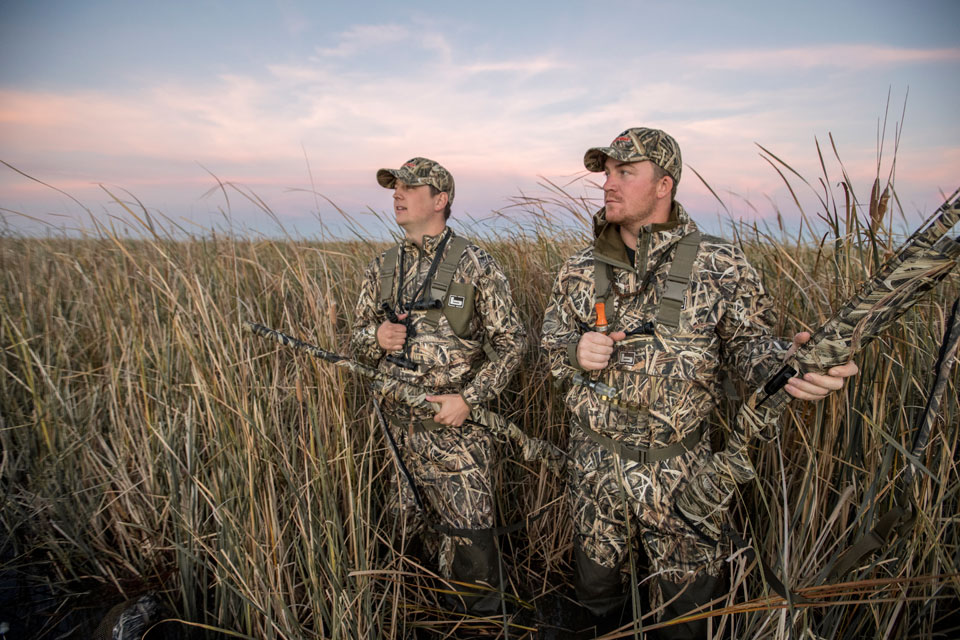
[1,148,958,639]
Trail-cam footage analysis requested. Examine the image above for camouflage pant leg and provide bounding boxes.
[403,422,503,614]
[371,403,425,546]
[386,455,428,543]
[568,423,724,617]
[639,505,725,619]
[400,423,496,576]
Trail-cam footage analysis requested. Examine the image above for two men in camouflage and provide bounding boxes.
[350,158,526,615]
[350,135,856,631]
[540,127,858,637]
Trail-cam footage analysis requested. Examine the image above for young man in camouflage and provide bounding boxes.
[350,157,526,615]
[540,128,858,637]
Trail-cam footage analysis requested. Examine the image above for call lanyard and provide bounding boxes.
[394,228,451,311]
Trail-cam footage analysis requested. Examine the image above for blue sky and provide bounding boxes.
[1,0,958,237]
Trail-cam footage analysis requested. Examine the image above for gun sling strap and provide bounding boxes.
[371,393,548,542]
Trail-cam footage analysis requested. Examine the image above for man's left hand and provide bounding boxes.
[425,394,472,426]
[783,332,859,401]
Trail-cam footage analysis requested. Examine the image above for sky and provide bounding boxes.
[1,0,958,238]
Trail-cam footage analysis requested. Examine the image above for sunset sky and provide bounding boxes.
[1,0,958,237]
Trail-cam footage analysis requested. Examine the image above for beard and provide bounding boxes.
[604,196,658,229]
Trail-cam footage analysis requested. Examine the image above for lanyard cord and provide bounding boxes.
[616,240,676,300]
[394,228,452,311]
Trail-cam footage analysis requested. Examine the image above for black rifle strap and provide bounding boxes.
[594,230,701,331]
[722,523,811,605]
[371,393,426,513]
[824,506,912,582]
[372,394,550,542]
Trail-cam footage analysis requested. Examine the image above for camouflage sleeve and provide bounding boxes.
[715,247,788,388]
[540,252,589,383]
[349,254,387,366]
[459,250,526,407]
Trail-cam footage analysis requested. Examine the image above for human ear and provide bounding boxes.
[658,176,673,199]
[434,191,449,212]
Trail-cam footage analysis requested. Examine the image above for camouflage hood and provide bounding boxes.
[592,202,694,273]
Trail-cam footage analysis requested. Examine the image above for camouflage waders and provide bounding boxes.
[351,225,526,615]
[542,201,786,635]
[568,425,723,608]
[383,402,502,614]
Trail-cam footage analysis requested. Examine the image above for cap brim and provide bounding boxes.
[584,146,645,172]
[583,148,608,172]
[376,168,398,189]
[377,167,431,190]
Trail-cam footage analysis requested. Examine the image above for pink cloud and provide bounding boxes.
[1,38,955,236]
[689,45,960,71]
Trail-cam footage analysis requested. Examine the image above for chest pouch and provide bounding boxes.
[439,280,476,338]
[601,332,719,413]
[381,236,497,361]
[417,236,472,336]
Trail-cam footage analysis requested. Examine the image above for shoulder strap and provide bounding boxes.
[593,258,617,323]
[422,236,469,332]
[418,236,502,363]
[592,231,701,331]
[481,341,500,362]
[657,231,701,329]
[378,245,401,307]
[429,236,470,303]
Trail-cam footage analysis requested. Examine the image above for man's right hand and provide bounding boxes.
[576,330,626,370]
[376,313,408,352]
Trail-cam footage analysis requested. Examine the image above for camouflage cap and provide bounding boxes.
[376,157,455,203]
[583,127,682,186]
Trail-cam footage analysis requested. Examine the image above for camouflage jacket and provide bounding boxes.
[541,203,786,449]
[351,227,526,416]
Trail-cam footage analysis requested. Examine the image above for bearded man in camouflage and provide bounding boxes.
[540,129,858,637]
[351,157,526,615]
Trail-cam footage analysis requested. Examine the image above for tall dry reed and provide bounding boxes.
[1,147,957,639]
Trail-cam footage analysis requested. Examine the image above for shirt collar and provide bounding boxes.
[593,202,697,269]
[402,226,453,255]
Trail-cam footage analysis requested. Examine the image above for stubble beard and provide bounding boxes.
[607,199,657,235]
